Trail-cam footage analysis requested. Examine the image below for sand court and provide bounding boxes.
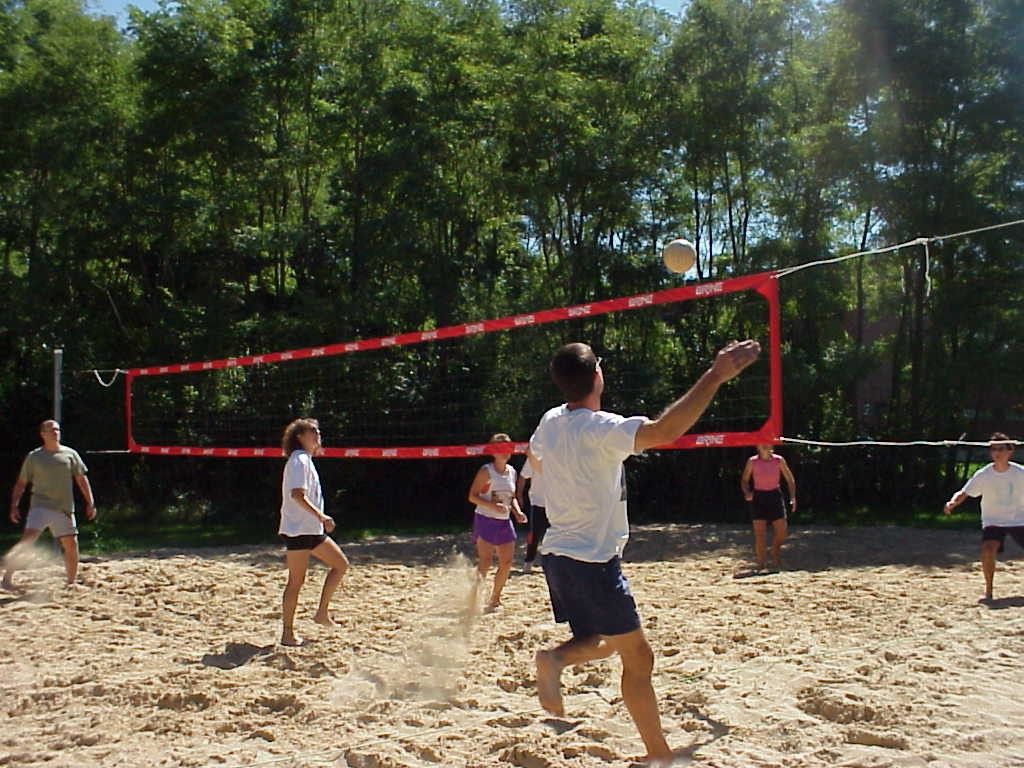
[1,524,1023,768]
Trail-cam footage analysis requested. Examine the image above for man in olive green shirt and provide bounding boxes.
[3,420,96,589]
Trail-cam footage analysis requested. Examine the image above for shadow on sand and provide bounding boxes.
[200,641,275,669]
[87,524,1015,574]
[981,595,1024,610]
[624,523,988,572]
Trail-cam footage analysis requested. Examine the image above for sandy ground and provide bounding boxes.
[2,524,1023,768]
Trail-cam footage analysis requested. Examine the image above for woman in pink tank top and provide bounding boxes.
[740,444,797,572]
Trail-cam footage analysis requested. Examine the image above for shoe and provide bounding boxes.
[522,561,533,574]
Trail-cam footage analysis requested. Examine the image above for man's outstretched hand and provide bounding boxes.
[710,340,761,384]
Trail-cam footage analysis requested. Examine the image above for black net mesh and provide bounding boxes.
[130,289,772,450]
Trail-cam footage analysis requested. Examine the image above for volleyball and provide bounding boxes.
[663,238,696,274]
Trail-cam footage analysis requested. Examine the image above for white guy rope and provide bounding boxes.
[781,437,1018,448]
[774,218,1024,279]
[89,368,126,388]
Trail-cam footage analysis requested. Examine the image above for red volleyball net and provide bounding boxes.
[125,271,782,458]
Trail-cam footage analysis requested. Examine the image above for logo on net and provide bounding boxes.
[695,434,726,446]
[628,294,654,308]
[568,304,592,317]
[695,282,725,297]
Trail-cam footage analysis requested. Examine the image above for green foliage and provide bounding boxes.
[0,0,1021,528]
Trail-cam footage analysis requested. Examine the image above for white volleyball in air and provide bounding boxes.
[662,238,697,274]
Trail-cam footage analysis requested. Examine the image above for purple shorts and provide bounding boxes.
[473,513,516,545]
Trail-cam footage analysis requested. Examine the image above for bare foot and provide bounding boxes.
[484,599,501,613]
[630,753,678,767]
[280,632,303,647]
[535,650,565,716]
[313,613,337,628]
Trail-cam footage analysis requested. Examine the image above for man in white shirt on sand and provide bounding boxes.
[945,432,1024,602]
[528,339,760,764]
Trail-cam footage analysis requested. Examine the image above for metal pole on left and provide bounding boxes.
[53,347,63,423]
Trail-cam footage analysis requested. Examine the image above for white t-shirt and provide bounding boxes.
[474,462,518,520]
[961,462,1024,527]
[279,450,325,536]
[521,459,546,507]
[529,405,646,562]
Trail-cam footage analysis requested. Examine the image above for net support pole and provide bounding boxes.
[53,347,63,423]
[766,277,783,441]
[124,371,136,452]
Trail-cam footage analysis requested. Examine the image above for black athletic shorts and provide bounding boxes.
[981,526,1024,554]
[280,534,327,551]
[751,489,786,522]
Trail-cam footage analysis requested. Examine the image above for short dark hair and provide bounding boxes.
[550,343,599,402]
[282,418,319,455]
[990,432,1016,449]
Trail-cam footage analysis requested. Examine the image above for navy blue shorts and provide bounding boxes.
[982,526,1024,554]
[541,554,641,639]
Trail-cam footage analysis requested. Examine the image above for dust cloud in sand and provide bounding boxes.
[2,525,1023,767]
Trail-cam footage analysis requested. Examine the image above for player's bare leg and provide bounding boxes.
[536,635,614,716]
[752,520,768,570]
[2,529,42,590]
[282,550,311,646]
[980,539,1000,600]
[475,537,495,580]
[770,518,787,570]
[603,629,672,762]
[475,537,496,610]
[58,535,80,585]
[487,541,515,610]
[312,538,349,627]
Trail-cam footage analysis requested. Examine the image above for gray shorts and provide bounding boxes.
[26,507,78,538]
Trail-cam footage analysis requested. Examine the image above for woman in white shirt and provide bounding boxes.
[279,418,349,646]
[467,433,527,611]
